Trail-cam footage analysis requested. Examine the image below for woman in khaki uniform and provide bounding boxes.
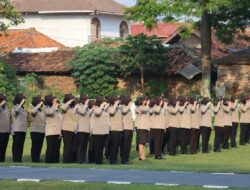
[120,96,133,164]
[179,97,191,154]
[44,95,62,163]
[91,97,109,164]
[246,95,250,144]
[0,94,11,162]
[87,100,96,164]
[149,99,155,155]
[190,97,200,154]
[199,97,212,153]
[161,97,170,154]
[151,97,165,159]
[61,94,78,163]
[222,98,232,149]
[30,96,45,162]
[11,94,27,162]
[108,96,123,164]
[76,95,93,163]
[166,96,180,156]
[135,97,150,160]
[230,97,239,148]
[213,98,224,152]
[239,96,250,145]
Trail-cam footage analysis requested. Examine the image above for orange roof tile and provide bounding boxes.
[3,49,76,73]
[0,28,65,54]
[131,23,183,42]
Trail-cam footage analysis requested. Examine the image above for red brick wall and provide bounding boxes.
[43,75,77,94]
[118,75,201,97]
[217,65,250,95]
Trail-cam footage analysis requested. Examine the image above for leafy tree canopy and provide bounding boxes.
[0,0,24,32]
[119,34,167,92]
[125,0,250,44]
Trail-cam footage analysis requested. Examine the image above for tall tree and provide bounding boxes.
[119,34,166,93]
[0,0,24,31]
[125,0,250,97]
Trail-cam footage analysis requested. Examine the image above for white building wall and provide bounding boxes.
[10,14,92,47]
[97,14,125,39]
[6,13,129,47]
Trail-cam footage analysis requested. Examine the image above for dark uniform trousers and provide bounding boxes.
[246,124,250,144]
[196,129,201,150]
[168,127,178,156]
[179,128,190,154]
[30,132,44,162]
[0,133,10,162]
[105,134,111,159]
[231,122,238,147]
[190,128,199,154]
[88,136,95,163]
[200,126,211,153]
[214,126,223,152]
[240,123,249,145]
[149,129,155,155]
[92,134,107,164]
[76,132,90,163]
[109,131,122,164]
[161,129,170,153]
[62,130,77,163]
[45,135,61,163]
[12,132,26,162]
[135,128,139,151]
[150,129,164,158]
[223,126,232,149]
[120,130,133,164]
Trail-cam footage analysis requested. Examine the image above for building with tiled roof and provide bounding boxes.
[12,0,125,15]
[131,23,250,59]
[3,49,77,94]
[3,49,75,73]
[8,0,130,47]
[214,48,250,95]
[0,28,65,54]
[131,22,182,43]
[130,22,250,95]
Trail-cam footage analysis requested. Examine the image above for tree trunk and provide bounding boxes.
[140,67,145,94]
[200,1,212,98]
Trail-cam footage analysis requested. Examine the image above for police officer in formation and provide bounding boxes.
[0,93,250,164]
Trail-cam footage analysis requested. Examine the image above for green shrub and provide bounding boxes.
[69,40,121,98]
[0,59,22,103]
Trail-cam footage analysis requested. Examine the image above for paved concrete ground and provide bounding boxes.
[0,166,250,189]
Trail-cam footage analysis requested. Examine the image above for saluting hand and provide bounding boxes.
[38,101,43,108]
[68,99,75,104]
[160,100,164,107]
[0,100,6,107]
[85,99,90,105]
[53,99,59,110]
[20,99,26,106]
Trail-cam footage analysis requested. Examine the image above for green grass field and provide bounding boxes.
[0,181,247,190]
[1,129,250,174]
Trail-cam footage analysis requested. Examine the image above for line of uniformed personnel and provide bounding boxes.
[0,93,249,164]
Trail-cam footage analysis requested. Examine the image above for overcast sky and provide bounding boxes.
[115,0,136,6]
